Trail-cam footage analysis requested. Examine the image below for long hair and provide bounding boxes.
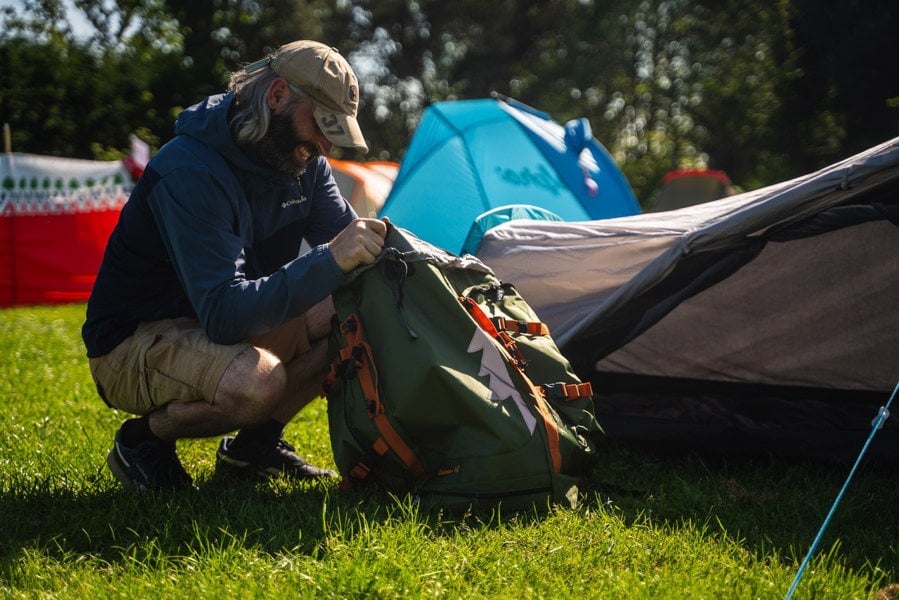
[227,66,304,145]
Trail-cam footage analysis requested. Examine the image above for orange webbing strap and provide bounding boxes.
[338,315,425,479]
[341,437,392,489]
[459,297,528,367]
[491,316,551,337]
[459,297,562,473]
[518,368,563,473]
[341,462,370,490]
[542,381,594,401]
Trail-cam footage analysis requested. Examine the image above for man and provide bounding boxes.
[82,40,388,491]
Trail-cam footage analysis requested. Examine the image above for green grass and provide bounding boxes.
[1,304,896,599]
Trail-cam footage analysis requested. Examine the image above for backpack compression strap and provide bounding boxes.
[332,314,426,481]
[543,381,594,401]
[459,297,529,368]
[491,316,550,337]
[459,296,564,472]
[465,304,591,401]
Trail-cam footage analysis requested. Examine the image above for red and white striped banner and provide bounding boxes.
[1,153,133,306]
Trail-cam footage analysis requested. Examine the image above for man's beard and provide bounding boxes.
[249,109,317,177]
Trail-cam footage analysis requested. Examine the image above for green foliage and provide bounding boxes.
[1,0,897,202]
[0,303,897,598]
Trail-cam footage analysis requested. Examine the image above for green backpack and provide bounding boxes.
[323,226,602,510]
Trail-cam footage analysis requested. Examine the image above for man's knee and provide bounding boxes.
[216,347,287,424]
[306,297,336,342]
[284,337,330,383]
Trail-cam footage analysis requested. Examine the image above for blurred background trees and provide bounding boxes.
[1,0,897,204]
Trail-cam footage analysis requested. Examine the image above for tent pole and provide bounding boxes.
[2,135,15,305]
[784,379,897,599]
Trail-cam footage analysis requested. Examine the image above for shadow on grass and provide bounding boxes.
[0,442,895,583]
[584,440,899,580]
[0,475,334,564]
[0,466,529,568]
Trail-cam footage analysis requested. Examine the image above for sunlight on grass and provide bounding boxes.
[1,304,896,599]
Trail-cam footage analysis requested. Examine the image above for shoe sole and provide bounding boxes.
[216,452,279,479]
[216,451,252,469]
[107,447,144,492]
[216,451,331,479]
[107,439,198,492]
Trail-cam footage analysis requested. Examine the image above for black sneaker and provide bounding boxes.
[216,435,337,480]
[107,426,195,492]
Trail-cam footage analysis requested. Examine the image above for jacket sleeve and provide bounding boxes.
[303,158,358,247]
[148,166,347,344]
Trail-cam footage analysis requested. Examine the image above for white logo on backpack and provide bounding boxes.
[468,328,537,433]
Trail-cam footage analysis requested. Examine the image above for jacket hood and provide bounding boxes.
[174,92,287,179]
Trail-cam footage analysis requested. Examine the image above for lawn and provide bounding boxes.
[1,304,896,599]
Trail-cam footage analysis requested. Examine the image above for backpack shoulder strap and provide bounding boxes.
[459,296,564,472]
[329,314,426,483]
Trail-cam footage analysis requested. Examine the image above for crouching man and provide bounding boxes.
[82,40,386,491]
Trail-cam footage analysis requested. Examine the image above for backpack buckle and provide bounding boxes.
[341,316,358,333]
[337,347,364,380]
[542,382,564,399]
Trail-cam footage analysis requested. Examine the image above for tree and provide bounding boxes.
[1,0,896,201]
[0,0,178,156]
[346,0,632,161]
[678,0,800,190]
[779,0,899,169]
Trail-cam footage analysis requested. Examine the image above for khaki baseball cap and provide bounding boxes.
[245,40,368,153]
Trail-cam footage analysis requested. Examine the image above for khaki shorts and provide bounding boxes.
[89,316,311,415]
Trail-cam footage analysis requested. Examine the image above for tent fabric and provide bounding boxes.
[328,159,398,218]
[460,203,563,256]
[1,153,132,307]
[475,136,899,462]
[379,98,640,255]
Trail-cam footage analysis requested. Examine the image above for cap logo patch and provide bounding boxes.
[348,84,359,104]
[320,112,347,136]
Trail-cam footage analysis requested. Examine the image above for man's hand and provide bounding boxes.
[328,218,389,273]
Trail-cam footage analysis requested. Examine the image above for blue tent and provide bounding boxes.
[379,97,641,254]
[460,204,564,256]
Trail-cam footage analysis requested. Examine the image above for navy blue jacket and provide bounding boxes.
[82,92,356,358]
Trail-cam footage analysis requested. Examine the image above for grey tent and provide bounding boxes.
[476,136,899,463]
